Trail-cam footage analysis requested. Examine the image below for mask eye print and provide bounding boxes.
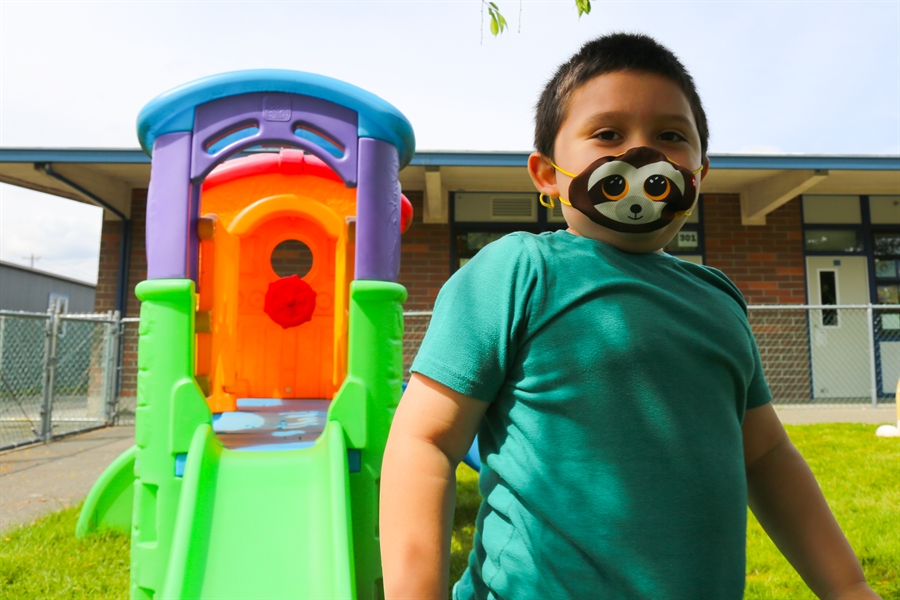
[643,175,671,201]
[600,175,629,201]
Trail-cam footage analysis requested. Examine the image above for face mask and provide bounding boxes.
[550,146,703,234]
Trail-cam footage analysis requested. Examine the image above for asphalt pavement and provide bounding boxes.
[0,425,135,533]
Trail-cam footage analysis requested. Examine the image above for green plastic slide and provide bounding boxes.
[161,421,355,600]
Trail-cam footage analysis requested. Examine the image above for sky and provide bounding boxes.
[1,0,899,284]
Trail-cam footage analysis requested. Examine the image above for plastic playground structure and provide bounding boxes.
[76,70,416,600]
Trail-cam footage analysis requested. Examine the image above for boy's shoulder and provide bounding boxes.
[674,259,749,313]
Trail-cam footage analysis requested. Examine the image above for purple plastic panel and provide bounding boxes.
[187,184,201,284]
[191,93,358,185]
[146,132,193,280]
[356,138,401,282]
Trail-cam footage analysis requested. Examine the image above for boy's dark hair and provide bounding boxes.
[534,33,709,160]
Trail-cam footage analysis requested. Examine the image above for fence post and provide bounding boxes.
[867,305,878,408]
[105,311,121,424]
[39,312,60,442]
[0,315,5,381]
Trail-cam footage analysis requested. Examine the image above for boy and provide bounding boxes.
[380,34,879,600]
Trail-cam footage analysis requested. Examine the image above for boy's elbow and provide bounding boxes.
[386,373,487,467]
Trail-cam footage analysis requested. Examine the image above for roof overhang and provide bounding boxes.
[2,148,898,224]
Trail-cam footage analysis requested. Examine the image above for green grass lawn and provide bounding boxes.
[1,424,897,599]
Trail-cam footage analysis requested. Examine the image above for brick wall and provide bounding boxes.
[95,189,147,403]
[703,194,806,305]
[398,191,451,311]
[702,194,811,402]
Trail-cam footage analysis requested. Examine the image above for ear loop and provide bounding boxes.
[681,164,704,217]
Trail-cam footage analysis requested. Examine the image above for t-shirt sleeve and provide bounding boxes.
[410,234,540,402]
[746,332,772,410]
[695,263,771,411]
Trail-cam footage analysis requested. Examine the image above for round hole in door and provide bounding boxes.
[271,239,314,278]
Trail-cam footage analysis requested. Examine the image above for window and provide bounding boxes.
[819,270,838,326]
[802,195,862,224]
[450,192,564,273]
[873,232,900,306]
[804,230,864,253]
[454,231,510,269]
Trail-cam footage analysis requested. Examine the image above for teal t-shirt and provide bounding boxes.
[411,231,771,600]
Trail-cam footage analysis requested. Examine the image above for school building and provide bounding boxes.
[1,148,898,403]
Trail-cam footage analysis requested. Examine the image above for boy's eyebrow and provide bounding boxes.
[580,111,696,131]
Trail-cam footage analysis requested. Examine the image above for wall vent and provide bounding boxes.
[491,197,535,220]
[455,193,537,223]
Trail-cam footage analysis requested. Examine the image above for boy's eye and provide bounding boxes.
[595,130,621,141]
[658,131,686,142]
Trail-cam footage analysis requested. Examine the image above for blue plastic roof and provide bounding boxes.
[136,70,416,168]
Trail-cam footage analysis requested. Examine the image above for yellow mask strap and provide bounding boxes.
[549,160,578,178]
[547,160,576,206]
[539,193,571,208]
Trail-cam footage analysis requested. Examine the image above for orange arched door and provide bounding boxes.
[233,214,338,400]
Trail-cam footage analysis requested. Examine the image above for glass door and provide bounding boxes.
[873,230,900,397]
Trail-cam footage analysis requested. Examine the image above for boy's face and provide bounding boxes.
[528,70,709,253]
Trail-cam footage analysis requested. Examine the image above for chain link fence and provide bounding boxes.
[401,306,899,406]
[403,311,433,383]
[0,310,120,450]
[114,318,140,426]
[2,305,895,449]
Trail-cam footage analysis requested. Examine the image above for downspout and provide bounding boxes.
[37,163,132,315]
[36,163,132,398]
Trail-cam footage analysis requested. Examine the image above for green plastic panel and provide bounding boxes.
[75,445,137,537]
[130,279,211,600]
[330,280,406,599]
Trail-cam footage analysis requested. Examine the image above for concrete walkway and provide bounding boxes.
[0,425,134,533]
[774,404,896,425]
[0,405,896,532]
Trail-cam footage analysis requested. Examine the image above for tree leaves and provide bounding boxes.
[483,1,591,38]
[575,0,592,18]
[487,2,508,37]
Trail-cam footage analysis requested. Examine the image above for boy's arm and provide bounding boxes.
[380,373,489,600]
[742,404,880,600]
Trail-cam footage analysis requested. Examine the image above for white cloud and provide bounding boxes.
[0,184,103,284]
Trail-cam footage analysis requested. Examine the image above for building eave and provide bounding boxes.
[2,147,898,171]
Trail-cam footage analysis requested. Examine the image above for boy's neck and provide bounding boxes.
[565,227,666,254]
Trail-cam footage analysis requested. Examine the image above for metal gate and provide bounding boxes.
[0,310,120,450]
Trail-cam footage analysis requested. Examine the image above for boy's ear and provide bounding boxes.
[699,155,711,181]
[527,152,560,197]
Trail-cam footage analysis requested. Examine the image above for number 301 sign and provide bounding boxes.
[676,231,699,248]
